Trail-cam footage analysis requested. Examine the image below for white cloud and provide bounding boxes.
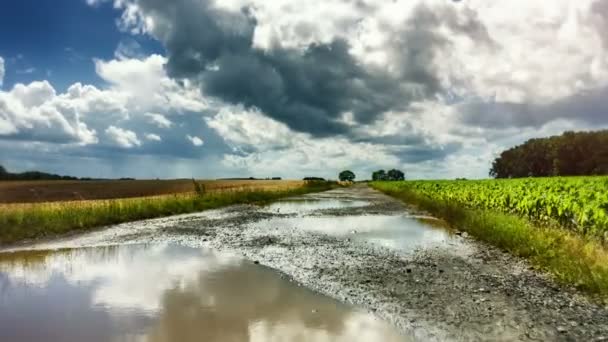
[94,54,208,113]
[186,135,204,147]
[0,81,98,144]
[106,125,141,148]
[7,1,608,179]
[0,56,5,87]
[207,109,400,178]
[144,112,172,128]
[145,133,161,141]
[0,55,209,149]
[16,67,36,75]
[205,106,292,151]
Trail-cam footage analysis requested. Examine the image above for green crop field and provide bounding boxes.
[372,177,608,296]
[373,177,608,240]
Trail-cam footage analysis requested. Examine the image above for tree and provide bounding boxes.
[387,169,405,181]
[490,130,608,178]
[339,170,356,182]
[372,170,387,181]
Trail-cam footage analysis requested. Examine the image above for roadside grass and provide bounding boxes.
[372,182,608,299]
[0,181,337,245]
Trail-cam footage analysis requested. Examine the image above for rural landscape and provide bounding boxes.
[2,1,608,342]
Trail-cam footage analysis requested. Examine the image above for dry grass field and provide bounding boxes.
[0,179,305,204]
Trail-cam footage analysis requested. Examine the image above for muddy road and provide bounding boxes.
[2,185,608,341]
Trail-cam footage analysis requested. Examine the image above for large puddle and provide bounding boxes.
[250,212,461,254]
[264,198,370,214]
[0,244,406,342]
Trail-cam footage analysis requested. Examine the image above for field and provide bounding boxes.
[372,177,608,296]
[0,180,335,245]
[0,179,304,203]
[374,177,608,240]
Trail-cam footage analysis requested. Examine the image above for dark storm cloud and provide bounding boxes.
[124,0,458,137]
[457,86,608,128]
[391,142,462,163]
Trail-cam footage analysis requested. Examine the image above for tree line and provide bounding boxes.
[490,130,608,178]
[372,169,404,181]
[0,165,82,181]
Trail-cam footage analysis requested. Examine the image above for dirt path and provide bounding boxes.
[5,185,608,341]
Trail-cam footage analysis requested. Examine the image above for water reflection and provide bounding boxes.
[0,244,405,342]
[250,215,460,253]
[264,199,370,214]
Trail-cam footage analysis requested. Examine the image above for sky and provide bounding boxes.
[0,0,607,180]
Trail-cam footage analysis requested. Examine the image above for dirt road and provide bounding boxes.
[4,185,608,341]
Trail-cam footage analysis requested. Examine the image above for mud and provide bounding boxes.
[3,185,608,341]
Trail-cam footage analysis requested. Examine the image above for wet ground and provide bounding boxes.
[2,185,608,341]
[0,244,403,342]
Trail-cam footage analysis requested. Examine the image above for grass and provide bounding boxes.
[0,181,337,245]
[372,182,608,299]
[0,179,306,203]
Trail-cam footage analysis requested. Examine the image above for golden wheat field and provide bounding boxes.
[0,179,305,204]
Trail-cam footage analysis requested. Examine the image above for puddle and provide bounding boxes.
[264,199,370,214]
[0,244,406,342]
[250,215,463,254]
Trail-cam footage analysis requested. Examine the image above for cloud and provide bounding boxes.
[16,67,36,74]
[144,112,172,128]
[145,133,161,141]
[110,0,474,137]
[114,38,144,60]
[5,0,608,179]
[94,55,208,114]
[0,57,5,87]
[186,135,204,147]
[205,106,293,151]
[456,85,608,129]
[0,55,208,147]
[0,81,98,144]
[105,125,141,148]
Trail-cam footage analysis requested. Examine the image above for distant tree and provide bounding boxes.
[490,130,608,178]
[387,169,405,181]
[303,177,325,181]
[372,170,388,181]
[339,170,356,182]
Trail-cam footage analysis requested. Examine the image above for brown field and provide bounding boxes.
[0,179,305,204]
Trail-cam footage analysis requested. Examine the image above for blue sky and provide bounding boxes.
[0,0,162,90]
[0,0,607,179]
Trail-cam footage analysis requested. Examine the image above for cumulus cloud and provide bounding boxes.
[144,112,172,128]
[205,107,293,151]
[109,0,476,137]
[0,81,98,144]
[145,133,161,141]
[186,135,204,147]
[0,56,5,87]
[0,55,208,148]
[5,0,608,179]
[105,125,141,148]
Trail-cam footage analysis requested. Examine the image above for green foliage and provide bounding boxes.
[0,164,80,181]
[372,169,404,181]
[372,183,608,298]
[339,170,356,182]
[192,178,206,196]
[372,177,608,241]
[387,169,405,181]
[372,170,387,181]
[490,130,608,178]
